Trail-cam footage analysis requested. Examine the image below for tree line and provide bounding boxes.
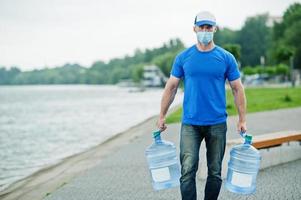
[0,3,300,85]
[0,39,184,85]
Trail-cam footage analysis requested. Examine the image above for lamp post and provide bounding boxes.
[290,56,295,87]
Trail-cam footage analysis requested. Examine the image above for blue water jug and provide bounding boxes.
[226,132,261,194]
[145,130,181,190]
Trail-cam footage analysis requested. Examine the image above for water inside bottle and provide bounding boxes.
[150,162,180,190]
[145,131,181,190]
[225,132,261,194]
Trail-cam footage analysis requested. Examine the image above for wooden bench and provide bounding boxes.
[227,131,301,150]
[251,131,301,149]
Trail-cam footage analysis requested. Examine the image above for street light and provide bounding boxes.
[290,56,295,87]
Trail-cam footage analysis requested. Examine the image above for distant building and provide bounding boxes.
[266,16,282,27]
[142,65,167,87]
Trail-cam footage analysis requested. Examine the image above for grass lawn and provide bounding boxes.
[166,87,301,124]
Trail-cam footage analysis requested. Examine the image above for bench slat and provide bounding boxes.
[253,134,301,149]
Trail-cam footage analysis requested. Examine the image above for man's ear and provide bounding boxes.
[214,26,218,33]
[193,26,197,33]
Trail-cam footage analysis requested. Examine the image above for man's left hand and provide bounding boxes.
[237,121,247,133]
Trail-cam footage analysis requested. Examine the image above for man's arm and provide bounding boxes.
[157,76,181,132]
[229,78,247,133]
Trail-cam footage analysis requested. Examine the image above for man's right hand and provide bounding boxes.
[157,117,167,132]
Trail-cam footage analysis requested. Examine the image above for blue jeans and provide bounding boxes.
[179,122,227,200]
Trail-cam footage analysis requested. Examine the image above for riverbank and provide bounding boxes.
[0,103,180,200]
[0,85,184,196]
[0,116,158,200]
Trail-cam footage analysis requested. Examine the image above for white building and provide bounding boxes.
[266,16,282,27]
[142,65,167,87]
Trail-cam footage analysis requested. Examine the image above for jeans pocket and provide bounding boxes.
[181,124,196,136]
[210,122,227,137]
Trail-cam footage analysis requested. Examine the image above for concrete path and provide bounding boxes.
[42,107,301,200]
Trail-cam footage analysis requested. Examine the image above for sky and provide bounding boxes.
[0,0,300,70]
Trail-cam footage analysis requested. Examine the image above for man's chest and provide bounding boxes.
[183,54,227,79]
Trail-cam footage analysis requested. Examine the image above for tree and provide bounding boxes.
[131,64,144,83]
[272,3,301,69]
[0,67,21,84]
[238,14,272,66]
[223,44,241,61]
[214,27,238,46]
[0,38,185,85]
[153,52,177,77]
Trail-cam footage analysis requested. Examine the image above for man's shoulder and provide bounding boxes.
[177,45,196,61]
[177,45,197,58]
[214,45,234,58]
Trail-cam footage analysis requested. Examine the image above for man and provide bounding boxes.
[157,11,247,200]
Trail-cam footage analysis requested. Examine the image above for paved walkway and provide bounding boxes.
[42,107,301,200]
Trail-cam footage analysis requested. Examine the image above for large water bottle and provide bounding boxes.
[226,132,261,194]
[145,130,181,190]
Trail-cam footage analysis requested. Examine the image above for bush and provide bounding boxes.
[242,66,257,75]
[275,64,289,75]
[242,64,289,76]
[254,66,265,74]
[283,94,292,102]
[264,66,276,75]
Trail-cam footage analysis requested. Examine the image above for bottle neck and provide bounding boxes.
[241,132,252,145]
[244,140,252,145]
[154,135,162,143]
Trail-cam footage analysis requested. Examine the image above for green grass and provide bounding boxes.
[166,87,301,124]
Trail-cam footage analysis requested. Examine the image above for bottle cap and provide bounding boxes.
[245,134,252,143]
[153,130,161,138]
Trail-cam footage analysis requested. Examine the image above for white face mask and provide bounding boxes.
[196,31,214,46]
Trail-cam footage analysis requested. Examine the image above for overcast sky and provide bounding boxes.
[0,0,300,70]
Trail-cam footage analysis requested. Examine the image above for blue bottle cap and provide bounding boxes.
[245,134,252,144]
[153,130,161,138]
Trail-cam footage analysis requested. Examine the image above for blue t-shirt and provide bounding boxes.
[171,45,240,125]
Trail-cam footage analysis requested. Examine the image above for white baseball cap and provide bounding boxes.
[194,11,216,26]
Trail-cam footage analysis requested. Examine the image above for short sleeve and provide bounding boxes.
[170,54,184,78]
[226,53,240,81]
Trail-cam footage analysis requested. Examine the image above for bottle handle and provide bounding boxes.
[240,131,247,138]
